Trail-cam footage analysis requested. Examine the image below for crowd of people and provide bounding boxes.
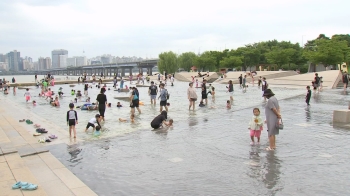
[1,71,300,151]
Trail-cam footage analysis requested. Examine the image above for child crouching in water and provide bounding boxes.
[248,108,263,145]
[94,125,101,136]
[85,114,101,132]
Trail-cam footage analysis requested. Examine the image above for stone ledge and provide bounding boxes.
[333,110,350,123]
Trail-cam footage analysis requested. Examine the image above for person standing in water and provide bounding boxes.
[306,86,311,106]
[96,88,107,121]
[158,83,168,112]
[201,79,208,105]
[238,74,243,88]
[148,81,158,105]
[130,87,141,114]
[262,77,268,101]
[24,88,31,102]
[263,89,281,151]
[227,80,234,103]
[187,82,197,111]
[342,72,348,91]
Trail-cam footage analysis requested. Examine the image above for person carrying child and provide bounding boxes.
[85,114,102,132]
[67,103,78,138]
[248,108,263,145]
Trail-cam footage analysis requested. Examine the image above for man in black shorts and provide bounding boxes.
[130,87,141,114]
[158,83,168,112]
[201,79,208,105]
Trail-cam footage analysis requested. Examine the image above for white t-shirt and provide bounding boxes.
[88,118,97,124]
[24,91,31,96]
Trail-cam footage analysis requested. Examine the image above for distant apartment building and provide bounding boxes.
[7,50,20,71]
[0,53,7,62]
[67,56,87,67]
[0,62,8,70]
[52,49,68,68]
[67,57,76,67]
[38,57,52,70]
[101,56,112,64]
[75,56,87,66]
[59,55,67,68]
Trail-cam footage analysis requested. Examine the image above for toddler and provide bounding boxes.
[117,102,122,107]
[24,88,31,102]
[67,103,78,138]
[248,108,263,145]
[85,114,102,132]
[94,126,101,136]
[226,100,231,109]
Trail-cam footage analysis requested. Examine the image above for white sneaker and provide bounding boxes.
[250,142,254,146]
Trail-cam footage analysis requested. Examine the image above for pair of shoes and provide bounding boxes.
[36,128,47,133]
[38,138,45,143]
[265,147,274,151]
[250,142,254,146]
[45,138,51,142]
[33,133,41,136]
[19,119,25,122]
[48,134,57,139]
[26,119,33,124]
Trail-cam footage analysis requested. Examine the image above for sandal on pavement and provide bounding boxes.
[45,138,51,142]
[38,138,45,143]
[48,134,57,139]
[265,147,274,151]
[36,128,47,133]
[21,183,38,190]
[33,133,41,136]
[34,124,41,128]
[19,119,25,122]
[12,181,28,189]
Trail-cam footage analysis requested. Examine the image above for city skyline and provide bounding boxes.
[0,0,349,60]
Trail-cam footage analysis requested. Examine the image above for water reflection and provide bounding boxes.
[305,107,311,122]
[67,143,82,164]
[262,152,282,193]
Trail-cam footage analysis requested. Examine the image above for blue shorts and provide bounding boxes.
[150,95,157,100]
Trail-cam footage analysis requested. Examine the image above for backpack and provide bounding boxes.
[161,89,170,100]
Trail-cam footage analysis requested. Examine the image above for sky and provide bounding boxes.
[0,0,349,60]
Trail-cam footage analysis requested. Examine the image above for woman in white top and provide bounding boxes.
[187,82,198,111]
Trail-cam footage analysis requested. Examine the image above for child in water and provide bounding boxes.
[248,108,263,145]
[71,89,75,95]
[107,103,111,107]
[166,119,174,127]
[117,102,122,107]
[85,114,102,132]
[24,88,31,102]
[211,87,216,101]
[94,126,101,136]
[226,100,231,109]
[32,100,36,106]
[199,101,205,107]
[67,103,78,138]
[119,114,135,123]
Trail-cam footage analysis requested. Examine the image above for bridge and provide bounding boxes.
[42,59,159,77]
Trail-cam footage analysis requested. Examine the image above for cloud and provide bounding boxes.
[0,0,349,60]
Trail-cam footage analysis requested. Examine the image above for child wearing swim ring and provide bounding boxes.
[248,108,263,145]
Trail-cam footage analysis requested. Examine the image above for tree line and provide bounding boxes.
[157,34,350,74]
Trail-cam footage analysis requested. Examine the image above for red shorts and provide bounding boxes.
[250,129,262,137]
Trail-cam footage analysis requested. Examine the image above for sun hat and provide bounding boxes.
[262,89,275,97]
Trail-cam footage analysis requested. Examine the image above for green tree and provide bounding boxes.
[266,47,295,69]
[195,51,216,71]
[158,51,178,73]
[304,39,347,68]
[219,56,243,69]
[178,52,197,71]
